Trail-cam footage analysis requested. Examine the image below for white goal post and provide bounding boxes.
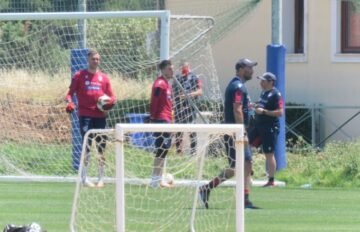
[70,124,245,232]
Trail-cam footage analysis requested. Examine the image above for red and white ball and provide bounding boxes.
[97,95,111,111]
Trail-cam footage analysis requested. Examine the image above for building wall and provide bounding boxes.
[287,0,360,141]
[167,0,360,141]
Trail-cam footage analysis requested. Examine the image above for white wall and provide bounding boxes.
[211,1,270,99]
[167,0,360,141]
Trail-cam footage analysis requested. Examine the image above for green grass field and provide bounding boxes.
[1,182,360,232]
[2,137,360,231]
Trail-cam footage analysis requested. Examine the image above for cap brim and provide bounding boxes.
[257,76,266,80]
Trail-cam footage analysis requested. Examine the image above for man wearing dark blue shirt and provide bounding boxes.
[249,72,284,187]
[199,58,259,209]
[173,61,203,155]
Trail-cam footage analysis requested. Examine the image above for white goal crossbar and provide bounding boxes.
[115,123,245,232]
[0,11,171,60]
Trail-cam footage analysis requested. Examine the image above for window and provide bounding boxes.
[331,0,360,62]
[294,0,304,53]
[283,0,307,62]
[341,1,360,53]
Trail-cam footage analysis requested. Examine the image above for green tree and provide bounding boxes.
[350,0,360,12]
[7,0,52,12]
[87,17,158,78]
[0,0,10,12]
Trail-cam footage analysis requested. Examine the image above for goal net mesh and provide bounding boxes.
[0,15,222,178]
[0,0,261,179]
[71,127,241,232]
[0,1,261,230]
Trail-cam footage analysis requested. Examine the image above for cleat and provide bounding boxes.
[149,180,160,188]
[199,186,210,209]
[96,180,105,188]
[263,181,275,187]
[83,179,95,188]
[190,149,196,156]
[245,200,261,209]
[160,181,174,188]
[149,176,161,188]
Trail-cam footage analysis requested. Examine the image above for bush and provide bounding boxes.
[276,140,360,188]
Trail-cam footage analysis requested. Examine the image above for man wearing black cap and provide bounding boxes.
[249,72,284,187]
[199,58,259,209]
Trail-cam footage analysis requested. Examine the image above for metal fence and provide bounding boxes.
[286,105,360,149]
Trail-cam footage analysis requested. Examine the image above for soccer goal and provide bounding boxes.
[0,10,222,181]
[70,123,245,232]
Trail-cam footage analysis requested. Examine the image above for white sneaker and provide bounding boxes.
[83,179,95,188]
[96,180,104,188]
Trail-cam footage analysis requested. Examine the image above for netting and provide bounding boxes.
[0,12,223,178]
[0,0,261,44]
[165,0,261,43]
[71,125,244,232]
[0,2,262,230]
[0,0,161,13]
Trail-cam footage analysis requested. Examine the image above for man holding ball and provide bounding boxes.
[65,48,116,188]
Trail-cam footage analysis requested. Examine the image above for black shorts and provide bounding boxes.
[248,125,279,154]
[79,117,106,137]
[79,116,107,152]
[152,120,172,151]
[224,134,252,169]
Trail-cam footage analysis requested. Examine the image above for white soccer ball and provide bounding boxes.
[97,94,111,111]
[163,173,174,185]
[28,222,42,232]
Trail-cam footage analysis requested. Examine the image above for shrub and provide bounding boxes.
[276,140,360,188]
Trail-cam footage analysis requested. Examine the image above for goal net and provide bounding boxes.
[0,11,222,181]
[70,124,245,232]
[0,2,262,229]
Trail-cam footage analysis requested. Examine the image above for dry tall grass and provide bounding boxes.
[0,69,154,143]
[0,69,153,103]
[0,69,69,103]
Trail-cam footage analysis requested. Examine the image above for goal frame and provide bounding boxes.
[0,10,172,174]
[115,123,245,232]
[0,10,171,60]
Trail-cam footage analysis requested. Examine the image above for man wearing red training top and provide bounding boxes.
[65,48,116,188]
[149,59,174,188]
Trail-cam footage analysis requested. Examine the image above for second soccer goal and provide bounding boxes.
[70,123,246,232]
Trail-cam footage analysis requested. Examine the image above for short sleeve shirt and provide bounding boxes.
[255,87,283,126]
[66,70,116,118]
[150,76,173,122]
[224,76,251,126]
[172,72,201,119]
